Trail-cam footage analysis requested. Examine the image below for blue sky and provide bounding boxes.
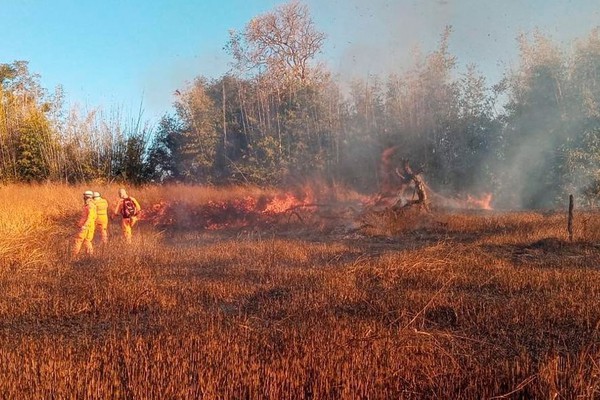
[2,0,599,120]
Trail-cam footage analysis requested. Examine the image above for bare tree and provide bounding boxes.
[227,0,325,85]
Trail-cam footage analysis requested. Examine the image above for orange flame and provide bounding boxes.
[263,191,316,214]
[141,187,494,231]
[141,189,318,229]
[263,193,299,213]
[465,193,493,210]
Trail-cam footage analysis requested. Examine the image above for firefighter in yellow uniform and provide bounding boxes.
[73,190,97,256]
[93,192,109,244]
[113,188,141,244]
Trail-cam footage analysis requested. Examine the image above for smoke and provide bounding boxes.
[488,29,600,209]
[307,0,453,79]
[308,0,599,82]
[300,0,600,209]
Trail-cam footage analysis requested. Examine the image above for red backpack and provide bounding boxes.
[121,197,138,218]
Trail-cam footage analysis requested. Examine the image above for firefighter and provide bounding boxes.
[93,191,109,244]
[113,188,141,244]
[72,190,97,257]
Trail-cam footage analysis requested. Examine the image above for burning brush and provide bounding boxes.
[140,147,494,233]
[140,189,322,230]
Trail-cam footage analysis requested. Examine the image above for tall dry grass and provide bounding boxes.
[0,184,599,399]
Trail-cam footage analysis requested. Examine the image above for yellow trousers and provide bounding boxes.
[73,224,95,256]
[121,217,138,243]
[96,216,108,244]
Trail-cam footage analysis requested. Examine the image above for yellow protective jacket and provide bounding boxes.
[79,200,97,228]
[94,197,109,220]
[114,196,141,218]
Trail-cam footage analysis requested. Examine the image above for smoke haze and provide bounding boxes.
[299,0,600,208]
[308,0,600,82]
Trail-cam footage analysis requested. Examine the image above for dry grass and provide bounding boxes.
[1,184,599,399]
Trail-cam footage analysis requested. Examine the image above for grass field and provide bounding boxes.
[1,184,599,399]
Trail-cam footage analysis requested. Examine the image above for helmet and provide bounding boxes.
[93,192,101,198]
[83,190,94,198]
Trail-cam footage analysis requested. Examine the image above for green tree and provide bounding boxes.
[16,112,51,182]
[500,32,568,208]
[110,110,152,184]
[450,64,501,192]
[0,61,57,182]
[146,115,181,181]
[173,78,220,183]
[563,128,600,205]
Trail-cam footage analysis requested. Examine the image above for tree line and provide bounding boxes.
[1,1,599,208]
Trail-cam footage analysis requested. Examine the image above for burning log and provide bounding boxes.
[395,160,430,212]
[376,147,494,212]
[373,147,431,212]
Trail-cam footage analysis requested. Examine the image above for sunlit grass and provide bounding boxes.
[0,184,599,398]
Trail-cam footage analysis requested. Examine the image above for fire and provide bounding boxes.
[263,193,300,213]
[465,193,493,210]
[141,190,318,229]
[263,191,316,214]
[139,200,173,224]
[429,191,494,210]
[141,185,494,232]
